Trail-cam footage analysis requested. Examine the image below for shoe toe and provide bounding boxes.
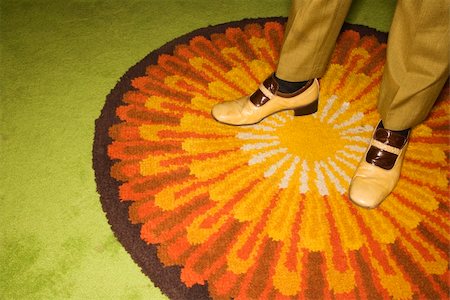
[211,98,248,124]
[211,102,226,120]
[212,102,236,123]
[349,176,386,209]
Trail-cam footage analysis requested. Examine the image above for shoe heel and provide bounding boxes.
[293,99,318,116]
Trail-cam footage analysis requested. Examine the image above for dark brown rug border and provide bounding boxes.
[92,17,387,300]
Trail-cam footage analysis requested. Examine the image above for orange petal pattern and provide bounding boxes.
[100,20,449,299]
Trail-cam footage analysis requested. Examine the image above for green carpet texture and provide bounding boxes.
[1,1,396,298]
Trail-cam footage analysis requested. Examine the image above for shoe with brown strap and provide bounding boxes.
[349,121,411,208]
[211,73,320,126]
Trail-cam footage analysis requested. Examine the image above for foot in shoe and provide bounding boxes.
[349,121,411,208]
[211,73,319,126]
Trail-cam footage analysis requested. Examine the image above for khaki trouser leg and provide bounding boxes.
[378,0,449,130]
[276,0,352,82]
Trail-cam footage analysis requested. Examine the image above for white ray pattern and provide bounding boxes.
[248,148,288,165]
[241,141,280,151]
[327,102,349,124]
[264,154,292,178]
[319,95,337,121]
[299,160,310,194]
[314,161,329,196]
[236,95,372,195]
[236,132,278,140]
[279,156,301,189]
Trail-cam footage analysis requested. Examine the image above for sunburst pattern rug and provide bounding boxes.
[93,18,449,300]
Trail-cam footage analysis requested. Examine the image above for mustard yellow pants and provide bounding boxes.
[276,0,449,130]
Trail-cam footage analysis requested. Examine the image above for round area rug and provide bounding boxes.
[93,18,449,300]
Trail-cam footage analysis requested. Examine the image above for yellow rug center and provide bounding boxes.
[275,114,347,162]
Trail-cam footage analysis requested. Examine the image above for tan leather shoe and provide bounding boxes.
[349,122,410,208]
[211,74,319,125]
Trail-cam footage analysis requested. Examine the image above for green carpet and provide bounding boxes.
[1,1,396,298]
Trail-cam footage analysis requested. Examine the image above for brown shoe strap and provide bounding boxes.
[250,75,278,107]
[373,128,408,149]
[366,125,410,170]
[250,74,314,107]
